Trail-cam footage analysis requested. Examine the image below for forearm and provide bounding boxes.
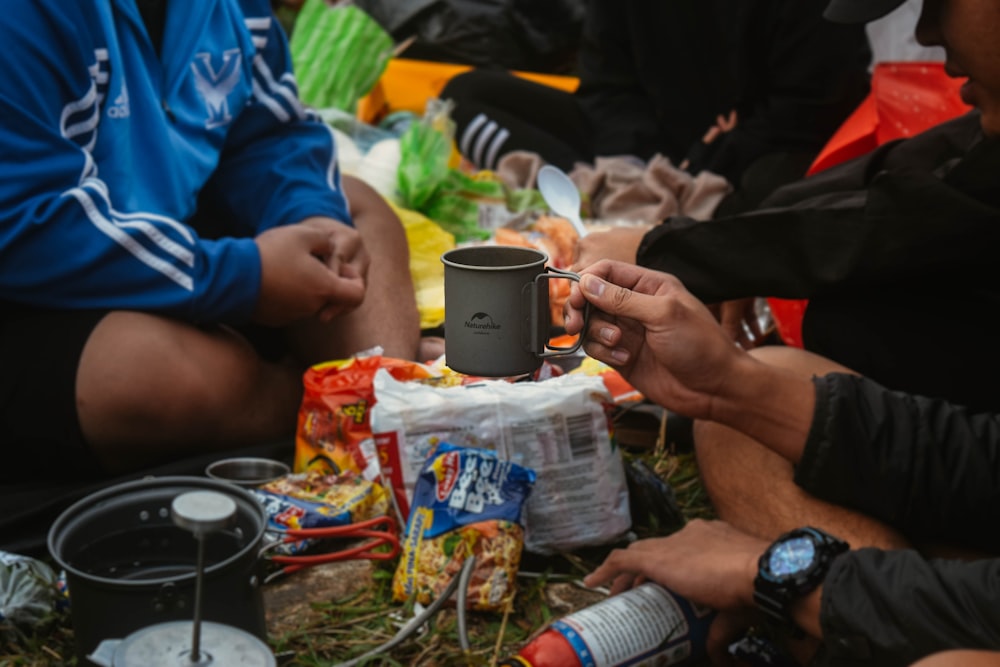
[638,116,1000,303]
[708,354,816,465]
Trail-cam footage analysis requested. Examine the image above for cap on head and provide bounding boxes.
[824,0,908,23]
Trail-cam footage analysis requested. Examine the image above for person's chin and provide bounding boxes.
[981,116,1000,138]
[959,78,980,105]
[961,82,999,137]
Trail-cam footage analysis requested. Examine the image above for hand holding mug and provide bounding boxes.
[564,260,747,420]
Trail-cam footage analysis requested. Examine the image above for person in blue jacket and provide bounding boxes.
[0,0,421,480]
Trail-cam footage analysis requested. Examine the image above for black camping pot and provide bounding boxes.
[48,476,268,663]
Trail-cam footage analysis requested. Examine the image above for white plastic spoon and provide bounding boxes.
[537,165,588,238]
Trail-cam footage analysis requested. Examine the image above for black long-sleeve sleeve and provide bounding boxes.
[793,373,1000,664]
[816,550,1000,665]
[797,373,1000,550]
[635,112,1000,304]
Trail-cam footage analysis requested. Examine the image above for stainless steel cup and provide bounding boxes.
[442,245,584,377]
[204,457,290,488]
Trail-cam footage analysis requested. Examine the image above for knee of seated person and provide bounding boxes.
[749,344,855,377]
[440,69,512,101]
[152,365,240,427]
[691,419,750,512]
[439,70,476,101]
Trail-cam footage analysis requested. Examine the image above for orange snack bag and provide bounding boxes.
[294,354,435,485]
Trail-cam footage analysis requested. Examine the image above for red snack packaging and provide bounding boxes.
[294,354,435,497]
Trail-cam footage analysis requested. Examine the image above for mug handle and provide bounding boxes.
[533,267,590,357]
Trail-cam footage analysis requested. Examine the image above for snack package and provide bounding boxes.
[390,202,455,330]
[294,353,437,518]
[567,354,644,404]
[372,371,631,554]
[252,469,391,555]
[255,469,390,530]
[392,443,535,612]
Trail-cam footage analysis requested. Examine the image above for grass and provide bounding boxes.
[0,450,711,666]
[267,550,610,666]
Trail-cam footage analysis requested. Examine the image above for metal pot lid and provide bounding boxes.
[108,620,275,667]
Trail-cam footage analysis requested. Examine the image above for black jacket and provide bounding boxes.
[797,373,1000,665]
[575,0,872,184]
[635,111,1000,410]
[636,111,1000,302]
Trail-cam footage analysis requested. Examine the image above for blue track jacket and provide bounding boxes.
[0,0,350,323]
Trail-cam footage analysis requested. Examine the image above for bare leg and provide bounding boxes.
[910,650,1000,666]
[77,312,303,474]
[695,345,909,549]
[287,176,421,363]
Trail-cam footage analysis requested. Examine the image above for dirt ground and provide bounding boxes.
[265,560,375,637]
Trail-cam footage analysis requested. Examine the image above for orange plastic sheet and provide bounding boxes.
[356,57,579,125]
[768,61,971,348]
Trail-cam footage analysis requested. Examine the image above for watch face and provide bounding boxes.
[768,536,815,576]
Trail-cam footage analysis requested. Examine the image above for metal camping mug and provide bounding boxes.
[205,457,291,488]
[441,246,586,376]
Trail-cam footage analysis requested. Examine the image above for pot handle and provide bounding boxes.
[262,515,401,579]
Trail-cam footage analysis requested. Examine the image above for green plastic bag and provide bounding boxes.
[290,1,394,113]
[422,171,506,243]
[397,98,455,211]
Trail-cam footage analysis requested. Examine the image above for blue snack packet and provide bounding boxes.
[393,443,535,610]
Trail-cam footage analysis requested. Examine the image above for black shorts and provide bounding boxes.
[0,305,109,483]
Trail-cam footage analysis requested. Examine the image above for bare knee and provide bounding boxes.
[344,174,410,255]
[750,344,856,377]
[693,417,803,535]
[78,313,300,462]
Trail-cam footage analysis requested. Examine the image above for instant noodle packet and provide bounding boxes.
[251,468,392,555]
[372,371,631,554]
[294,352,436,519]
[255,469,390,530]
[393,442,535,612]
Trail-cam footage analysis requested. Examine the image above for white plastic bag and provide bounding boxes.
[370,371,631,554]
